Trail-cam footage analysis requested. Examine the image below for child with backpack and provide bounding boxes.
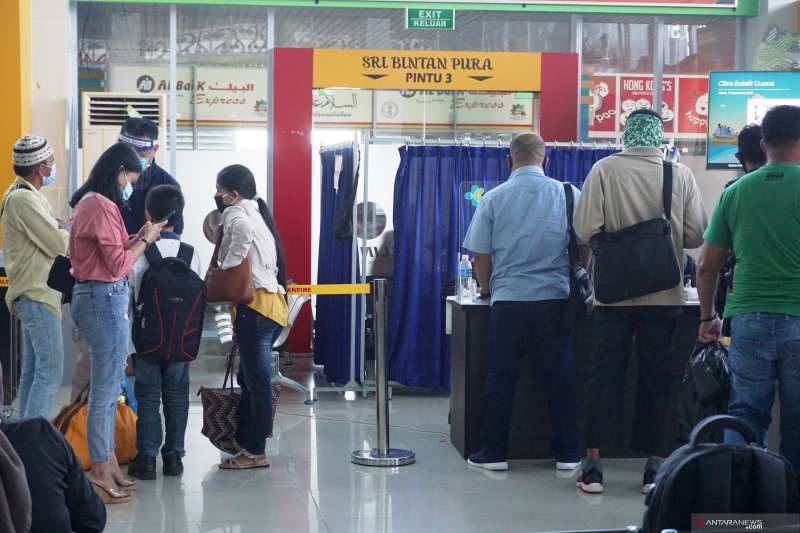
[127,185,205,480]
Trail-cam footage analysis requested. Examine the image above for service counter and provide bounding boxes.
[447,297,701,459]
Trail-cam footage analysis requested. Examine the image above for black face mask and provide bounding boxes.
[215,195,228,213]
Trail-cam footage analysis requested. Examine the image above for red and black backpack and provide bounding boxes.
[132,243,206,363]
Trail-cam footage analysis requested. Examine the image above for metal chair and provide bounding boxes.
[270,293,315,404]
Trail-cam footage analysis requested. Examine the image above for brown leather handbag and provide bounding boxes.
[204,229,255,305]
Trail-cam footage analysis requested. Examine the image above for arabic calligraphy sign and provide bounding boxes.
[313,49,541,92]
[110,65,267,125]
[312,89,533,130]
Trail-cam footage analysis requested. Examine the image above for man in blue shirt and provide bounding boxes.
[118,117,184,236]
[462,132,584,472]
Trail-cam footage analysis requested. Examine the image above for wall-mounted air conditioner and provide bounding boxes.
[81,92,166,182]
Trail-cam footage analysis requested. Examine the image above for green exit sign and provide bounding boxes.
[405,8,455,31]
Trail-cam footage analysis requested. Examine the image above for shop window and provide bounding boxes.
[276,8,570,53]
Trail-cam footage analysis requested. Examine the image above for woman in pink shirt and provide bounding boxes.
[69,143,164,504]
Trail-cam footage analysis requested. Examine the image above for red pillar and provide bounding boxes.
[273,48,313,352]
[539,53,579,143]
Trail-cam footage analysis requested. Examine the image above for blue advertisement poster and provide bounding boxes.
[707,71,800,170]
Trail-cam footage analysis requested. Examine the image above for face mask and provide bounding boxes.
[41,163,56,187]
[139,157,150,172]
[121,171,133,202]
[215,192,231,213]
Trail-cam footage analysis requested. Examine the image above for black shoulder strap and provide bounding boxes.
[563,182,574,230]
[662,160,673,222]
[563,183,579,265]
[176,242,194,266]
[144,243,163,265]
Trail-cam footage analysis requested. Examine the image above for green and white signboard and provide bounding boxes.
[405,8,454,31]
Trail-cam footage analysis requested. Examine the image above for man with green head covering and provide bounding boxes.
[572,108,708,495]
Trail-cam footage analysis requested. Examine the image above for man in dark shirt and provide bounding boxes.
[0,396,106,533]
[0,418,106,533]
[118,117,183,236]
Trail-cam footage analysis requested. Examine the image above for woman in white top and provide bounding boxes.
[213,164,288,469]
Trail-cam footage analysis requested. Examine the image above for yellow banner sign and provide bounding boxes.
[287,284,371,295]
[314,49,541,92]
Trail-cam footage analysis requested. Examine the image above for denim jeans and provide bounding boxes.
[132,355,190,458]
[15,296,64,418]
[585,305,681,456]
[71,279,130,463]
[481,299,580,461]
[234,305,281,455]
[726,313,800,478]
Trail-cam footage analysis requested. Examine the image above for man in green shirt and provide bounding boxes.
[1,135,69,419]
[697,105,800,483]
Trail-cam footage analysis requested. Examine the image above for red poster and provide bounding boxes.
[589,75,617,133]
[619,76,676,133]
[677,76,709,137]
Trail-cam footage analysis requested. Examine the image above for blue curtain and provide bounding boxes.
[544,148,619,188]
[315,146,362,385]
[389,145,510,389]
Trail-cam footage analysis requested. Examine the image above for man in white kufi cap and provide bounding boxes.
[0,135,69,418]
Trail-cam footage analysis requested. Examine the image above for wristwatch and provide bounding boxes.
[140,237,151,250]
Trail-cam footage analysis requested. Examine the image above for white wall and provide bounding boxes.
[175,150,268,273]
[31,0,71,219]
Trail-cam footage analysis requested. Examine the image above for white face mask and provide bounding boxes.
[41,162,56,186]
[121,171,133,202]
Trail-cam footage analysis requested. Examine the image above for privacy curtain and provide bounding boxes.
[544,147,619,188]
[389,145,510,389]
[315,145,362,385]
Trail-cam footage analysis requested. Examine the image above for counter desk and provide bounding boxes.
[447,297,702,460]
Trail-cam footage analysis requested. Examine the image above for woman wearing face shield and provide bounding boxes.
[69,143,165,504]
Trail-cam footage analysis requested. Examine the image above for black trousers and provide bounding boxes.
[585,305,681,456]
[481,299,580,461]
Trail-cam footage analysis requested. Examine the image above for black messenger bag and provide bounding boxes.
[589,161,681,304]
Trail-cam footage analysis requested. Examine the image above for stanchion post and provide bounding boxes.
[351,279,415,467]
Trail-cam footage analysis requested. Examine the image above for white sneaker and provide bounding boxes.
[556,461,582,471]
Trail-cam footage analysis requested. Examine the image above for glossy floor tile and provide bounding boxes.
[56,355,650,532]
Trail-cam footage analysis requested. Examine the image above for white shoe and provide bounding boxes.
[556,461,582,471]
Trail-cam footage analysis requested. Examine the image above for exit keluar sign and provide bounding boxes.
[405,8,454,31]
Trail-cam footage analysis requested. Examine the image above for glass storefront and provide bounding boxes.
[72,0,756,388]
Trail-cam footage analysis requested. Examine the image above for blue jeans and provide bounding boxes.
[132,355,190,458]
[727,313,800,478]
[71,279,130,462]
[15,296,64,418]
[481,299,580,461]
[234,305,281,455]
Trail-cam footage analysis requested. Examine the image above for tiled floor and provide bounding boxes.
[69,356,648,533]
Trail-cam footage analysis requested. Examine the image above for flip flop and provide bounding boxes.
[219,450,269,469]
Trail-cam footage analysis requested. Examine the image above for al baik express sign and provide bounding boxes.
[110,65,267,125]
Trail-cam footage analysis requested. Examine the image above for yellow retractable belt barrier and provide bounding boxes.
[287,283,370,295]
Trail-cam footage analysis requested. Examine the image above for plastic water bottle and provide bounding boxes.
[458,254,473,302]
